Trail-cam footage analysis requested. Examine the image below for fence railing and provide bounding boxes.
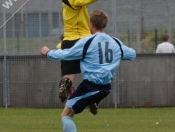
[1,0,175,55]
[0,54,175,108]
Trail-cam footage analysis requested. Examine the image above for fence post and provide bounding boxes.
[136,27,141,53]
[25,10,29,54]
[111,0,117,37]
[111,0,118,108]
[128,30,130,47]
[2,0,8,108]
[155,29,158,50]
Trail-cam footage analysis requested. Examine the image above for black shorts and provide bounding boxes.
[66,80,111,114]
[61,39,81,76]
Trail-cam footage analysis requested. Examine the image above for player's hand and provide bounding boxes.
[40,46,50,56]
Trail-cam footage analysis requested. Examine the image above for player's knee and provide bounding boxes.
[61,106,74,118]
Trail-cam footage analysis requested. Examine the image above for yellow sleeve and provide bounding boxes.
[69,0,97,7]
[56,42,62,49]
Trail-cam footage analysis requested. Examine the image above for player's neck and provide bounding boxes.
[93,29,104,34]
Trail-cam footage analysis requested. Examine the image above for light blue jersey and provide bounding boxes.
[47,32,136,84]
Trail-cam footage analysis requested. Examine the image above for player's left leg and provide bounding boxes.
[61,106,76,132]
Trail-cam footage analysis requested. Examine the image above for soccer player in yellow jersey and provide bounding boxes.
[59,0,98,114]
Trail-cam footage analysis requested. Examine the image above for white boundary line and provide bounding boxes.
[0,0,29,28]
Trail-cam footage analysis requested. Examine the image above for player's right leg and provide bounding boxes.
[89,103,99,115]
[66,80,111,116]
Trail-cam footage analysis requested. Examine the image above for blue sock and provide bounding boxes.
[61,116,77,132]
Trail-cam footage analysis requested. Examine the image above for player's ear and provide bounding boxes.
[90,22,94,29]
[89,22,93,29]
[89,22,93,33]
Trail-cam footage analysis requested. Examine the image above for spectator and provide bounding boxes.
[156,34,175,53]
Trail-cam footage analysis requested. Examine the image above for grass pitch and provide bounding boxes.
[0,108,175,132]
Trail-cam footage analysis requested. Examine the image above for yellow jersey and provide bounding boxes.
[62,0,97,40]
[56,42,62,49]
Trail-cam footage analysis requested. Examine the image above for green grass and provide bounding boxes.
[0,108,175,132]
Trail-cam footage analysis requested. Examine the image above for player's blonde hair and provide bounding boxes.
[90,9,108,30]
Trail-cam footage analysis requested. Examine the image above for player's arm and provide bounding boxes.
[69,0,97,7]
[45,39,87,61]
[112,37,136,60]
[120,42,136,61]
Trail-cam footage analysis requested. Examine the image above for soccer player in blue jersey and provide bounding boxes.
[41,9,136,132]
[59,0,98,115]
